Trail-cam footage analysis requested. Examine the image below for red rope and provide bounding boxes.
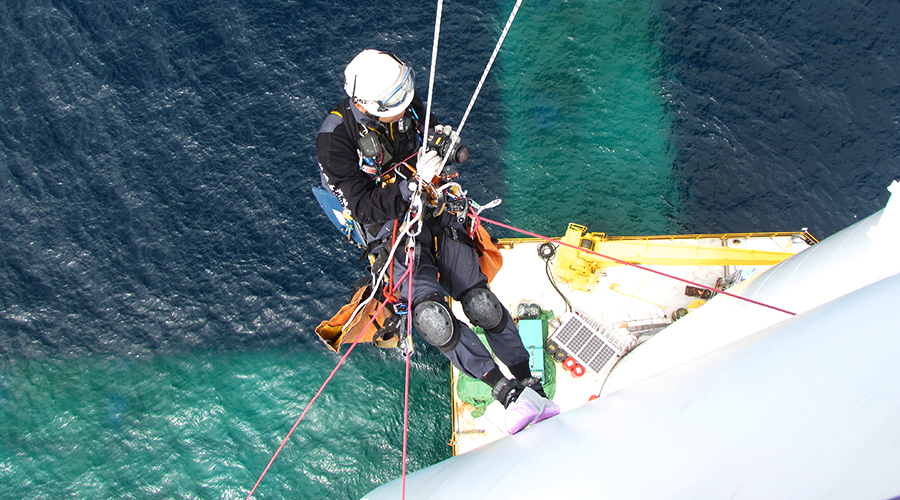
[374,150,420,182]
[401,246,414,500]
[384,221,400,303]
[474,215,797,317]
[244,266,413,500]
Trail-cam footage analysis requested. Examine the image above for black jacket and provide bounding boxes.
[316,93,435,227]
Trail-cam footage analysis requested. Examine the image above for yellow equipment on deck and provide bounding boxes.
[553,223,800,292]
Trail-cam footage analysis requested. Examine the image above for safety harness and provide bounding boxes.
[336,97,423,180]
[315,97,503,352]
[316,99,426,350]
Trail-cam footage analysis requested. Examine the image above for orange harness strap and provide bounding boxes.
[383,220,400,303]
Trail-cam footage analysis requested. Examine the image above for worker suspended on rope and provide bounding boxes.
[315,49,559,434]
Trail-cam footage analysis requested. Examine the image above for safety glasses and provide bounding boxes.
[376,66,415,113]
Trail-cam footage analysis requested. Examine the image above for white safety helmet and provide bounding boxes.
[344,49,416,117]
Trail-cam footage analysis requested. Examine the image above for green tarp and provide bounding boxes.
[456,310,557,417]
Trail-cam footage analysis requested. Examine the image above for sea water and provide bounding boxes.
[502,0,677,236]
[2,0,899,499]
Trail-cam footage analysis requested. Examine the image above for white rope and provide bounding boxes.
[457,0,524,136]
[404,191,424,238]
[420,0,444,158]
[438,0,525,174]
[435,181,464,197]
[402,0,523,240]
[341,217,415,334]
[341,238,423,341]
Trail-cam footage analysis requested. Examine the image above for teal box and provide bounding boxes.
[518,319,544,376]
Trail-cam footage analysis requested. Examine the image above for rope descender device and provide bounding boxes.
[405,180,426,238]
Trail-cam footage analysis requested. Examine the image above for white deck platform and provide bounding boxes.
[450,230,812,455]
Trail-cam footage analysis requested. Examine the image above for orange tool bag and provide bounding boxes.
[471,221,503,283]
[314,284,398,351]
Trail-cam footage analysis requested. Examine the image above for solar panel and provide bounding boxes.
[550,312,636,376]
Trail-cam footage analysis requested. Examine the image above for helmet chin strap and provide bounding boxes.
[349,76,378,119]
[352,101,383,121]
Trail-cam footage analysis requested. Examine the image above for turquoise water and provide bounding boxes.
[501,0,677,237]
[2,0,898,499]
[1,348,450,499]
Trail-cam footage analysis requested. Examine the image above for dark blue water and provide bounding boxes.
[663,0,900,235]
[1,0,899,498]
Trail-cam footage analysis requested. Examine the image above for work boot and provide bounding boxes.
[492,379,542,435]
[521,377,560,424]
[491,378,525,409]
[520,376,548,398]
[504,387,546,434]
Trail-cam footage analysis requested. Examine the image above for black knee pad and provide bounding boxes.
[412,293,460,352]
[460,284,504,332]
